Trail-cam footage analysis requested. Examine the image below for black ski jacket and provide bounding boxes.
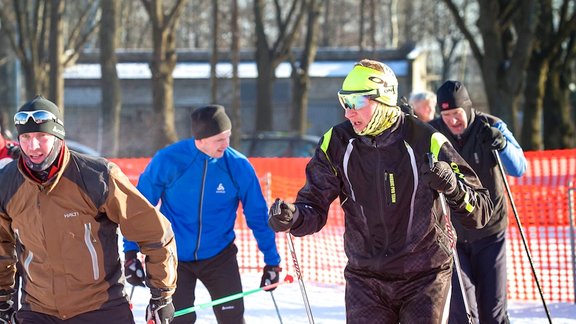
[430,111,526,242]
[291,114,493,275]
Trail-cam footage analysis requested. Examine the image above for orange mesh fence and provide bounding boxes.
[110,148,576,302]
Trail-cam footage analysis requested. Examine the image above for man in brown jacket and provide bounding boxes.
[0,96,177,324]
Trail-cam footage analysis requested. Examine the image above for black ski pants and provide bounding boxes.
[172,243,245,324]
[344,262,452,323]
[449,231,510,324]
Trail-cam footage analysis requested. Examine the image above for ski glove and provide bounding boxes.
[124,250,146,287]
[0,300,15,324]
[260,265,282,291]
[479,124,506,151]
[146,296,174,324]
[6,143,20,160]
[268,198,299,232]
[421,160,459,196]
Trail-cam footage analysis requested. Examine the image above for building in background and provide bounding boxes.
[63,46,427,157]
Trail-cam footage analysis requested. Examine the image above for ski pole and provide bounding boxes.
[492,150,552,324]
[427,153,472,324]
[128,285,135,310]
[266,279,284,324]
[270,199,314,323]
[173,275,294,317]
[286,233,315,324]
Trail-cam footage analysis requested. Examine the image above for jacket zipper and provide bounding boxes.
[194,159,208,260]
[375,143,389,252]
[14,229,34,282]
[84,223,100,280]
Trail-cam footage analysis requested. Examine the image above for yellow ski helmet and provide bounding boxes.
[340,63,398,107]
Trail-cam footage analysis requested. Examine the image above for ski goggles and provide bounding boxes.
[14,110,62,125]
[337,88,381,110]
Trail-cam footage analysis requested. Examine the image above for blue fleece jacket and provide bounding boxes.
[123,139,280,265]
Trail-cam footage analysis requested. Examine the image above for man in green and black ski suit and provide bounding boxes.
[268,59,494,324]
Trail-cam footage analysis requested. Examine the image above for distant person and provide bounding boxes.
[409,90,437,122]
[0,96,177,324]
[124,105,281,324]
[431,81,527,324]
[268,59,493,323]
[0,117,20,168]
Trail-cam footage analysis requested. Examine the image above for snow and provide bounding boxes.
[129,272,576,324]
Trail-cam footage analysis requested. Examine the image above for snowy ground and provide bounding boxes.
[129,272,576,324]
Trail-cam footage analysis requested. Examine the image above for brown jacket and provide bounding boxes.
[0,146,177,319]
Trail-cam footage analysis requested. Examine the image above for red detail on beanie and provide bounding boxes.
[441,102,450,110]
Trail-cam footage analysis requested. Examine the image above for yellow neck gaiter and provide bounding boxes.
[357,104,401,136]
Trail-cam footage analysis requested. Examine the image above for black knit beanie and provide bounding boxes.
[436,81,473,120]
[190,105,232,140]
[15,96,65,139]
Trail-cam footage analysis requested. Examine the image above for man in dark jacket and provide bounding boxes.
[0,96,177,324]
[431,81,526,324]
[268,59,494,323]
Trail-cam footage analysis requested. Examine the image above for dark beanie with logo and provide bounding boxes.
[190,105,232,140]
[436,80,473,121]
[15,96,65,140]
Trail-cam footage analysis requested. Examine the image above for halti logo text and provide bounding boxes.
[64,212,79,218]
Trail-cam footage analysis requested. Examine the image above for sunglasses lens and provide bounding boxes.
[14,110,57,125]
[338,93,370,110]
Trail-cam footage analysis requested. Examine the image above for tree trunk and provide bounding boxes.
[521,55,548,150]
[291,0,322,135]
[48,0,64,109]
[253,0,307,133]
[143,0,187,151]
[100,0,122,157]
[254,52,275,132]
[150,43,179,150]
[544,59,576,149]
[0,31,18,135]
[230,0,242,149]
[210,0,219,103]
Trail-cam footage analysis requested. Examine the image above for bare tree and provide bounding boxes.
[442,0,538,134]
[210,0,219,103]
[0,0,99,107]
[290,0,322,135]
[48,0,64,107]
[230,0,242,149]
[140,0,187,150]
[520,0,576,150]
[253,0,308,132]
[100,0,122,157]
[543,34,576,149]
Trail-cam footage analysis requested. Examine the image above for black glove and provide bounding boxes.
[398,96,415,116]
[6,144,20,160]
[146,296,174,324]
[421,160,458,195]
[260,265,281,291]
[479,124,506,151]
[124,250,146,287]
[0,300,15,324]
[268,199,299,232]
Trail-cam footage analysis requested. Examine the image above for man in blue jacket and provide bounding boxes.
[124,105,281,324]
[431,80,527,324]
